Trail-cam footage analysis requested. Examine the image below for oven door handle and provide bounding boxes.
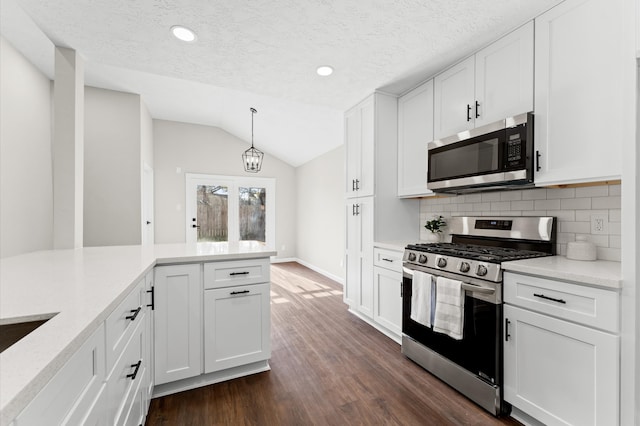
[461,283,495,295]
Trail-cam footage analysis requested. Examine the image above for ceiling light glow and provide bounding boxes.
[316,66,334,76]
[171,25,197,42]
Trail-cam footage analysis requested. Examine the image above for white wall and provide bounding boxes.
[153,119,297,259]
[84,87,142,246]
[295,146,345,282]
[0,37,53,258]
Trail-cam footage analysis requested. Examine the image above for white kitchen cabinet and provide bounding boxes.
[14,324,106,426]
[372,247,403,340]
[141,271,154,418]
[397,79,434,197]
[344,92,419,333]
[204,282,271,373]
[345,197,374,317]
[345,95,375,198]
[534,0,625,185]
[503,272,620,426]
[434,21,533,139]
[154,264,202,385]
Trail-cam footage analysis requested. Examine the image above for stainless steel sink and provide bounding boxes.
[0,314,57,353]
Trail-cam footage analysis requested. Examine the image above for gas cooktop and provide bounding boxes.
[405,242,550,264]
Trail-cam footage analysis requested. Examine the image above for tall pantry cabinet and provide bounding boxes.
[344,93,418,323]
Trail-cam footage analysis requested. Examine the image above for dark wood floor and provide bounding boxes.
[146,262,521,425]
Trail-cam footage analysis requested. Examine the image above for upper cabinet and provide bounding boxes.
[397,80,435,197]
[534,0,626,186]
[345,95,375,198]
[434,22,534,140]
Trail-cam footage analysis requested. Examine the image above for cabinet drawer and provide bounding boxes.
[204,258,270,289]
[106,318,145,426]
[504,272,619,332]
[15,324,105,426]
[106,280,143,374]
[373,248,403,272]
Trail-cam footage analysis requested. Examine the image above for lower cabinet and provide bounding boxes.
[154,264,202,385]
[372,246,403,340]
[204,283,271,373]
[503,272,619,426]
[14,324,106,426]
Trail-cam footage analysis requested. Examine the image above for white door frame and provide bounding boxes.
[185,173,275,250]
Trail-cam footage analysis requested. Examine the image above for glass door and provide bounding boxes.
[186,174,275,249]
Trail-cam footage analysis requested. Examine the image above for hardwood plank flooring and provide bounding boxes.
[146,262,522,425]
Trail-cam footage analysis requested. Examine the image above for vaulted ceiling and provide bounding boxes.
[1,0,562,166]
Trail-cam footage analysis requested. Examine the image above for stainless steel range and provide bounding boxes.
[401,216,556,416]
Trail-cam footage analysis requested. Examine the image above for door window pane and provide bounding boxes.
[239,187,266,243]
[197,185,228,242]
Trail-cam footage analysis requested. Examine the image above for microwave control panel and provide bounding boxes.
[505,127,526,168]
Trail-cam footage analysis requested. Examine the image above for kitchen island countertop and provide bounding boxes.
[0,242,276,425]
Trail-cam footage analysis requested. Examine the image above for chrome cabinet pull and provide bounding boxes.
[533,293,566,304]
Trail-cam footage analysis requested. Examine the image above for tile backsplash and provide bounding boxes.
[420,184,621,261]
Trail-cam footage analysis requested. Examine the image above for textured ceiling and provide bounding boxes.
[0,0,562,166]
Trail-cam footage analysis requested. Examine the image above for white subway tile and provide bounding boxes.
[559,221,590,234]
[610,235,621,249]
[560,198,591,210]
[546,210,575,221]
[473,202,491,212]
[523,210,544,216]
[500,191,522,201]
[522,188,547,200]
[547,188,576,199]
[575,185,609,198]
[557,244,567,256]
[481,192,501,202]
[534,199,561,210]
[575,210,608,222]
[443,204,459,212]
[592,196,621,210]
[609,222,621,235]
[508,200,533,211]
[589,234,609,247]
[609,184,621,196]
[464,193,482,203]
[557,232,575,244]
[597,247,621,262]
[610,209,621,222]
[491,201,511,211]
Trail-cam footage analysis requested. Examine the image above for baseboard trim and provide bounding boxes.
[347,308,401,345]
[292,258,345,286]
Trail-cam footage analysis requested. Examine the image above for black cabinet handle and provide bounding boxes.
[230,290,250,295]
[382,258,393,262]
[352,179,355,191]
[466,104,472,121]
[475,101,480,118]
[192,224,200,229]
[534,293,566,304]
[126,307,141,321]
[355,204,360,216]
[400,282,403,298]
[536,150,541,172]
[352,204,356,216]
[126,360,142,380]
[147,286,154,310]
[355,179,360,191]
[229,271,250,276]
[505,318,511,341]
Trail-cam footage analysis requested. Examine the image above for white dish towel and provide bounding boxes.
[433,276,465,340]
[410,271,433,328]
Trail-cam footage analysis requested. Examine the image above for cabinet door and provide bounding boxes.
[345,106,361,198]
[345,96,375,198]
[373,266,402,337]
[204,283,271,373]
[534,0,625,185]
[475,21,533,127]
[397,80,434,197]
[433,56,475,139]
[344,198,374,318]
[504,304,619,426]
[154,264,202,385]
[141,271,154,417]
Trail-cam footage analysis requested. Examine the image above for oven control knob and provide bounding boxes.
[437,258,447,268]
[476,264,488,276]
[418,254,427,264]
[408,252,416,262]
[459,262,470,273]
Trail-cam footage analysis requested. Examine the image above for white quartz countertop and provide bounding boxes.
[374,240,422,252]
[0,242,275,425]
[502,255,622,289]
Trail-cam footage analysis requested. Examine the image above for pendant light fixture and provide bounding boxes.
[242,107,264,173]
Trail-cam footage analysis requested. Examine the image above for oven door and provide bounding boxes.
[402,266,502,386]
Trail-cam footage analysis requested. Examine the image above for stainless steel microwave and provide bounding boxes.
[427,112,534,194]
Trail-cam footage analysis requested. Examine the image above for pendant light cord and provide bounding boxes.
[250,107,257,148]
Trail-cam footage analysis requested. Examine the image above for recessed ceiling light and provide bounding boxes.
[171,25,197,42]
[316,66,334,76]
